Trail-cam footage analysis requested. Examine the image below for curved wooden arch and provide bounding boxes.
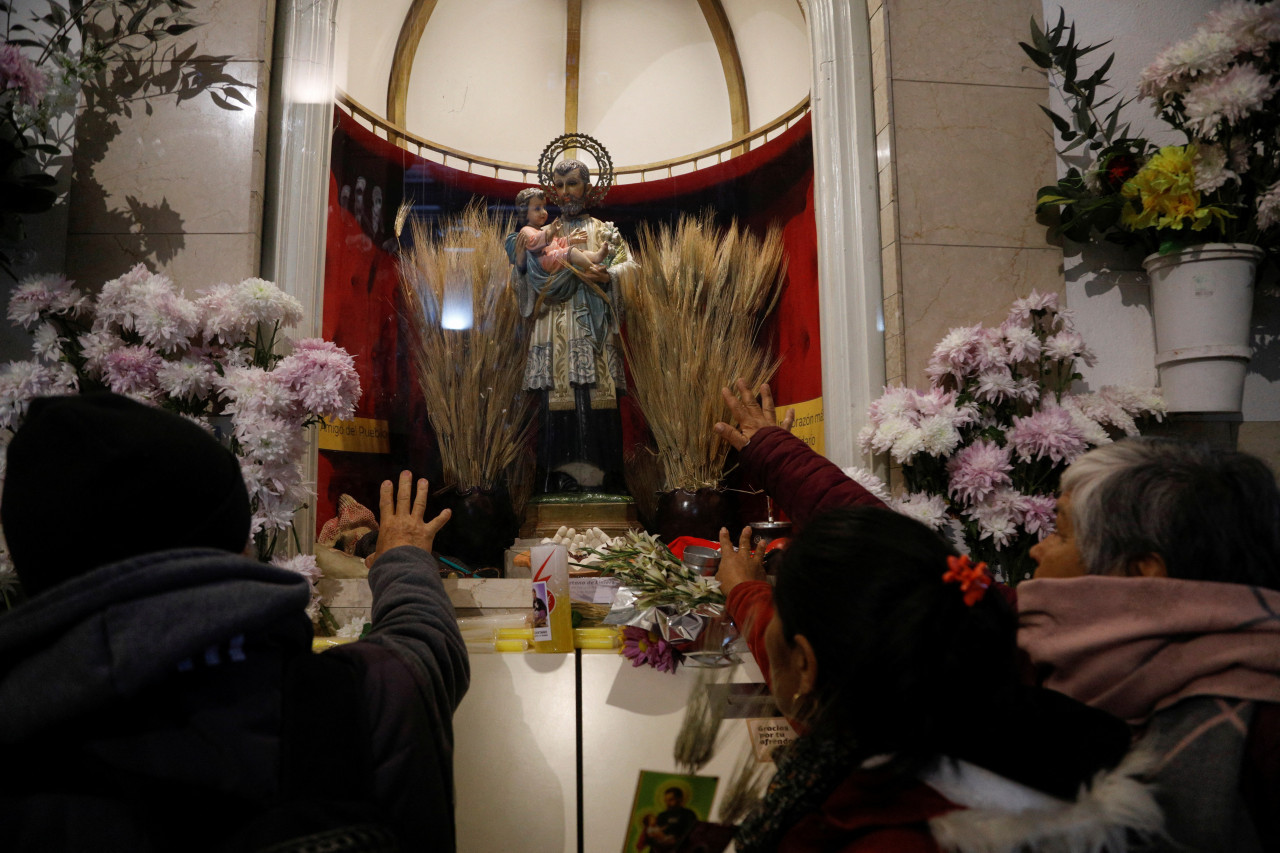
[386,0,439,126]
[696,0,750,144]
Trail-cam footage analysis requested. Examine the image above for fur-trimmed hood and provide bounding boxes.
[926,748,1163,853]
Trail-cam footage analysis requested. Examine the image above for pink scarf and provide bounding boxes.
[1017,576,1280,725]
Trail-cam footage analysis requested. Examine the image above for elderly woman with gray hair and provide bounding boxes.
[1018,437,1280,852]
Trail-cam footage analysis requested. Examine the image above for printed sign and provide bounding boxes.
[782,396,824,455]
[746,717,798,762]
[317,416,391,453]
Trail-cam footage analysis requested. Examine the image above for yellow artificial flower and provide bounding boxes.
[1120,145,1232,232]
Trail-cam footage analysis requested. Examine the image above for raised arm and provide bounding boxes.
[714,379,885,531]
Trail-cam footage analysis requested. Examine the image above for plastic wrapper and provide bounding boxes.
[603,585,735,662]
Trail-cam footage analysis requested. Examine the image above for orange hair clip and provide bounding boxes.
[942,554,992,606]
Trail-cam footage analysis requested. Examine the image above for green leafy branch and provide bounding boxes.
[1021,9,1150,244]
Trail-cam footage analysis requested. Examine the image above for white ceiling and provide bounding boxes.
[333,0,810,167]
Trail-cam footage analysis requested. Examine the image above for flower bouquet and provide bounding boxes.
[859,292,1164,585]
[1027,3,1280,258]
[0,266,360,568]
[584,529,727,671]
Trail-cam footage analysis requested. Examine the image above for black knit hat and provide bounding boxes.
[2,393,252,595]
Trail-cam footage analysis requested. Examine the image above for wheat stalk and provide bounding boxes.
[398,203,535,498]
[621,213,786,492]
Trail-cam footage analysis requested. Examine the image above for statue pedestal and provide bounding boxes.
[519,492,640,540]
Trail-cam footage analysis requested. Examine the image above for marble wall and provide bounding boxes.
[63,0,275,297]
[874,0,1061,388]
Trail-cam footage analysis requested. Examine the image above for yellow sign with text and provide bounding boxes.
[781,396,824,456]
[317,416,391,454]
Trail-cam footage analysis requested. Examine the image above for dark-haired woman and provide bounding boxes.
[713,383,1161,852]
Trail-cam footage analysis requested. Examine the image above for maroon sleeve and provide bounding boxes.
[737,427,886,532]
[726,580,777,687]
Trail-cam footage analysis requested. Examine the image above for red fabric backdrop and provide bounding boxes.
[319,108,820,529]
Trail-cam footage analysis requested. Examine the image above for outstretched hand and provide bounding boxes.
[366,471,451,568]
[715,526,765,597]
[712,379,796,450]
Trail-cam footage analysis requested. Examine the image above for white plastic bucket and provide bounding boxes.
[1143,243,1263,413]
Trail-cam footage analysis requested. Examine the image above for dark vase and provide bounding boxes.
[433,485,520,573]
[652,488,734,543]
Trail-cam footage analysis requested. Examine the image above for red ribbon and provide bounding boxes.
[942,554,992,606]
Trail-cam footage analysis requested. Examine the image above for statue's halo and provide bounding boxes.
[537,133,615,209]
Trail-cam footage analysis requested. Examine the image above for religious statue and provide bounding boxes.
[505,134,638,493]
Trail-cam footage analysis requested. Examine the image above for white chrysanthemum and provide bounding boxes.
[918,414,962,457]
[0,360,78,432]
[857,423,877,454]
[1205,0,1280,53]
[1060,397,1114,447]
[1139,30,1240,104]
[841,465,892,504]
[233,278,305,328]
[1183,63,1277,136]
[868,384,918,424]
[1100,385,1167,419]
[969,503,1019,550]
[889,425,927,464]
[890,492,950,531]
[31,322,66,362]
[6,273,87,328]
[1002,323,1041,362]
[271,553,322,587]
[235,415,307,466]
[337,616,371,639]
[868,415,916,454]
[1193,143,1240,193]
[157,358,219,400]
[1258,179,1280,231]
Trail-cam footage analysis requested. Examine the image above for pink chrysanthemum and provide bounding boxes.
[1007,408,1087,464]
[974,368,1017,403]
[6,273,87,328]
[1043,330,1095,366]
[946,440,1013,504]
[1139,29,1240,104]
[273,341,362,421]
[0,360,78,431]
[102,345,162,396]
[621,626,678,673]
[0,43,47,108]
[1205,0,1280,54]
[1005,291,1059,325]
[926,324,986,383]
[1021,494,1058,538]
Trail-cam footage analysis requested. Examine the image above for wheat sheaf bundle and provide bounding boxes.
[622,213,786,492]
[399,203,534,496]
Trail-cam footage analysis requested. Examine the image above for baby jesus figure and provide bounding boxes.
[514,186,610,275]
